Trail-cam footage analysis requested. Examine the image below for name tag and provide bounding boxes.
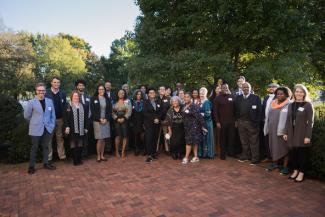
[132,106,135,109]
[163,99,168,103]
[200,104,203,108]
[185,109,189,113]
[282,108,288,113]
[157,104,160,108]
[252,105,257,109]
[200,113,204,116]
[86,98,90,102]
[61,99,64,103]
[124,99,129,103]
[94,100,98,104]
[228,98,233,101]
[48,107,52,111]
[298,107,304,112]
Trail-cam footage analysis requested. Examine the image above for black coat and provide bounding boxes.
[156,96,170,121]
[143,99,162,128]
[90,96,112,122]
[63,103,89,137]
[235,94,262,125]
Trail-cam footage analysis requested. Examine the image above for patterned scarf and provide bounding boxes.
[71,103,85,136]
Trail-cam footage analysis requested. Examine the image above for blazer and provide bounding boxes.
[143,99,162,128]
[235,94,262,125]
[79,92,91,118]
[90,96,112,122]
[157,95,170,121]
[63,103,89,136]
[24,97,56,136]
[45,89,67,114]
[284,102,314,148]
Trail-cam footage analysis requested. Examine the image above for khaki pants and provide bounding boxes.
[48,118,66,160]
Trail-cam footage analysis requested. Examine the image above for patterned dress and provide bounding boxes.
[166,107,185,155]
[182,103,205,146]
[198,99,215,158]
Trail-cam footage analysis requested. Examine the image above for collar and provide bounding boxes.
[243,93,251,99]
[51,87,60,94]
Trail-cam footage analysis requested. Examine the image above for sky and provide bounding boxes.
[0,0,140,56]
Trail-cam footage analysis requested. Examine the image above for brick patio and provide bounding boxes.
[0,154,324,217]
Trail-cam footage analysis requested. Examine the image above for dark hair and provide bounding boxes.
[133,89,144,100]
[214,77,225,85]
[238,76,246,81]
[35,82,45,90]
[75,79,86,87]
[139,84,147,89]
[51,76,61,82]
[274,86,291,98]
[117,89,127,100]
[210,84,221,101]
[94,84,105,97]
[147,87,156,93]
[184,92,192,98]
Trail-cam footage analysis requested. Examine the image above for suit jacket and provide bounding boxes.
[79,92,91,117]
[90,96,112,122]
[24,97,56,136]
[157,95,170,121]
[235,94,262,125]
[284,102,314,147]
[45,89,67,116]
[143,99,162,128]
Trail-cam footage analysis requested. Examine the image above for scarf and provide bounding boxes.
[71,103,84,136]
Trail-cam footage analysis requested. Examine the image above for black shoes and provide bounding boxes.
[43,163,56,170]
[145,156,153,163]
[28,167,35,174]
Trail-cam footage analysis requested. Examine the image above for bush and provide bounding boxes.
[6,118,32,163]
[0,94,23,144]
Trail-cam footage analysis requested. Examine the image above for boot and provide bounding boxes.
[72,148,78,166]
[77,147,83,165]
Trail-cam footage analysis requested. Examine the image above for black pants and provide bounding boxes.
[145,124,159,157]
[290,147,309,173]
[134,131,144,152]
[220,122,236,158]
[238,120,260,162]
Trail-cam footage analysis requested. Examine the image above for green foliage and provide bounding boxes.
[309,118,325,180]
[0,32,36,98]
[6,119,31,164]
[0,94,23,144]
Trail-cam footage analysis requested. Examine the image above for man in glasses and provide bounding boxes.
[24,83,56,174]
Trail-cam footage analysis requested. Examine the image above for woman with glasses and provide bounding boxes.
[90,84,112,162]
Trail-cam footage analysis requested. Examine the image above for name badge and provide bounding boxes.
[132,106,135,109]
[228,98,233,101]
[200,113,204,116]
[252,105,257,109]
[94,100,98,104]
[157,104,160,108]
[163,99,168,103]
[298,107,304,112]
[185,109,189,113]
[48,107,52,111]
[200,104,203,108]
[61,99,64,103]
[86,98,90,102]
[282,108,288,113]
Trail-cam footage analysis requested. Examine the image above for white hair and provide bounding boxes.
[199,87,208,97]
[170,96,182,106]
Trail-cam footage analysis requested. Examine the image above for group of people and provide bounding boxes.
[24,76,314,183]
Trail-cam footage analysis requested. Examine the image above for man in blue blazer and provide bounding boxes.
[24,83,57,174]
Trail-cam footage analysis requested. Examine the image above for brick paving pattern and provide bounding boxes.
[0,154,324,217]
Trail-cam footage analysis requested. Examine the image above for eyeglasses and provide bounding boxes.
[98,88,105,91]
[36,90,45,92]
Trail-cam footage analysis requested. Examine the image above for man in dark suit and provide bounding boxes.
[104,81,115,154]
[157,86,170,153]
[235,82,262,165]
[261,83,279,161]
[75,79,91,159]
[45,76,67,162]
[143,88,162,163]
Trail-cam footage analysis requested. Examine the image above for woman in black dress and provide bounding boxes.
[182,92,207,164]
[166,96,185,160]
[131,90,145,155]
